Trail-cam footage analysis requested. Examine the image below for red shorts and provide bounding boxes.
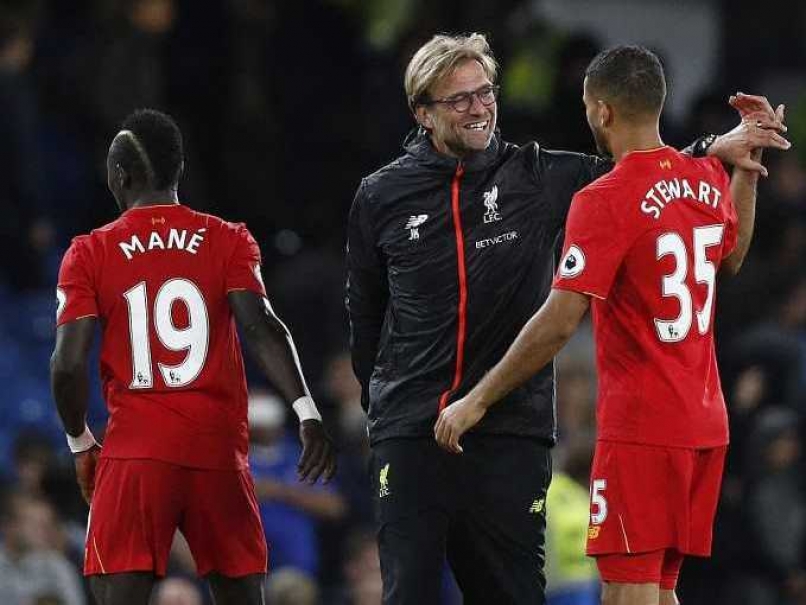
[85,458,268,577]
[597,549,684,590]
[586,441,726,558]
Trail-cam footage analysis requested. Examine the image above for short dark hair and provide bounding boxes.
[585,45,666,117]
[115,109,184,189]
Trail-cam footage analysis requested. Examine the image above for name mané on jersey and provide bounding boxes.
[118,227,208,260]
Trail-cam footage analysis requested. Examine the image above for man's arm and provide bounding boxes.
[229,290,308,403]
[229,290,336,483]
[535,149,611,234]
[719,99,788,275]
[434,289,590,453]
[537,135,768,238]
[540,94,787,232]
[722,155,761,276]
[345,182,388,411]
[50,317,100,504]
[51,318,95,437]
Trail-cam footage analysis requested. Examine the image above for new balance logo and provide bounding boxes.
[659,159,672,169]
[483,185,501,223]
[405,215,428,241]
[529,498,545,514]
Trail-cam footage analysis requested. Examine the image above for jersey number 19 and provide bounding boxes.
[124,278,210,389]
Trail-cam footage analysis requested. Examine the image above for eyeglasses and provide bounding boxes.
[420,85,500,113]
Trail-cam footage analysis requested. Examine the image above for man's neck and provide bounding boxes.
[128,190,180,210]
[609,123,664,163]
[430,137,462,160]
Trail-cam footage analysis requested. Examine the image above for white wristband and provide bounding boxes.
[292,396,322,423]
[66,425,98,454]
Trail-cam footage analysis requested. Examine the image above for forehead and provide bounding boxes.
[431,59,491,98]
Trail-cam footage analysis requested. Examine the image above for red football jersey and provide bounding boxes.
[553,147,737,448]
[56,203,266,469]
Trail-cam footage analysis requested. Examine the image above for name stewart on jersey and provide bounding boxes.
[640,178,723,220]
[119,228,207,260]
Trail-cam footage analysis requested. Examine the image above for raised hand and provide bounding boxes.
[729,92,786,131]
[707,95,790,176]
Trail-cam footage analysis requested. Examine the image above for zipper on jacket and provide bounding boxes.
[438,162,468,412]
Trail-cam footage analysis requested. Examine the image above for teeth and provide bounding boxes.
[466,121,488,130]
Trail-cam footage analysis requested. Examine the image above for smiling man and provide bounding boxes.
[345,33,787,605]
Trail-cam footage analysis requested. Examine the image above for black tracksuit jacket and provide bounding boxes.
[346,131,612,446]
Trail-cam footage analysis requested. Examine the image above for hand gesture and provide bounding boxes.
[297,419,337,484]
[74,445,101,505]
[708,93,790,176]
[434,397,487,454]
[729,92,786,127]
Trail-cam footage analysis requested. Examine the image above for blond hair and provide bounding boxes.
[404,33,498,111]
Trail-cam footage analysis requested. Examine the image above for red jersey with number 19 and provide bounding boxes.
[553,147,737,448]
[56,203,266,469]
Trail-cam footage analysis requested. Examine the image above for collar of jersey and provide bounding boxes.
[621,145,673,161]
[123,203,184,216]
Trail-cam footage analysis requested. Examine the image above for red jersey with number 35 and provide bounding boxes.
[56,204,266,469]
[553,147,737,448]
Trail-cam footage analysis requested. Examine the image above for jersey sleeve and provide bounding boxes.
[225,224,267,297]
[56,237,98,326]
[552,189,636,299]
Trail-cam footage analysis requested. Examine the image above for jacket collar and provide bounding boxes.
[403,128,503,174]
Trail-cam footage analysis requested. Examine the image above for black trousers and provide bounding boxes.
[370,435,552,605]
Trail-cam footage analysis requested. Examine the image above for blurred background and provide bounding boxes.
[0,0,804,603]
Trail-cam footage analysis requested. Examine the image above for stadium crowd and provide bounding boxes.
[0,0,804,604]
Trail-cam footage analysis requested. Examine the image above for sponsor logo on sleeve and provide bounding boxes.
[56,288,66,321]
[559,245,586,278]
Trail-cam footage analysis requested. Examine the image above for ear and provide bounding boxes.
[415,105,434,131]
[116,164,130,189]
[598,100,614,128]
